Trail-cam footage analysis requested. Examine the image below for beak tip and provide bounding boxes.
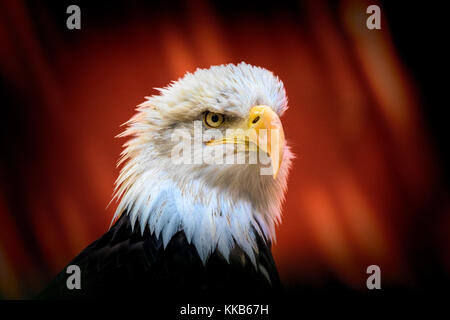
[272,163,280,179]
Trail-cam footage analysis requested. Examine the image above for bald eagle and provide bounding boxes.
[39,63,293,299]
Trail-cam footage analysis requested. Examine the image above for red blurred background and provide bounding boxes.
[0,0,449,298]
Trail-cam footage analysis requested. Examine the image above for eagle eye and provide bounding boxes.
[204,111,225,128]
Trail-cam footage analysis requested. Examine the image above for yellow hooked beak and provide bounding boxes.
[206,105,285,178]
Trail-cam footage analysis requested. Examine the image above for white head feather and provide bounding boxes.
[111,62,293,266]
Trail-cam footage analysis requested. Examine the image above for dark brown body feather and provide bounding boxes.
[38,212,281,299]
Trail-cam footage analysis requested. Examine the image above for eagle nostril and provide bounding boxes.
[252,115,260,124]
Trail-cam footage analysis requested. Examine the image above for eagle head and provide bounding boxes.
[112,62,293,265]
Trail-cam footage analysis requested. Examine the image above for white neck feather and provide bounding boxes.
[111,146,292,266]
